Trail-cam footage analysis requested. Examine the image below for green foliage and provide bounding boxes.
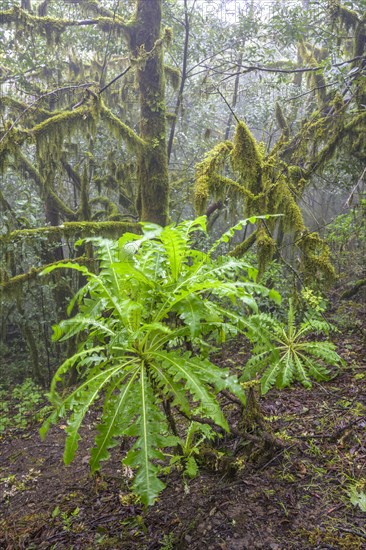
[241,300,344,394]
[326,200,365,276]
[300,287,328,318]
[51,505,81,532]
[348,482,366,512]
[166,421,215,480]
[40,216,277,505]
[0,379,48,433]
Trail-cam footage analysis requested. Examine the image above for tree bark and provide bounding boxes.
[131,0,169,226]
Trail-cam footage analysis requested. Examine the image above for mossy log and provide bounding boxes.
[340,278,366,299]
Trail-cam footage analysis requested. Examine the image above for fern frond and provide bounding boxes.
[41,261,92,278]
[241,349,272,381]
[175,294,212,337]
[160,226,188,282]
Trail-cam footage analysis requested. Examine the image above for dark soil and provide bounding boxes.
[1,299,365,550]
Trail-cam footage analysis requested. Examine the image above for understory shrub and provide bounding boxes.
[40,216,280,505]
[242,299,344,394]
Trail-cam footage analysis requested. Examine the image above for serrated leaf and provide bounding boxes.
[349,487,366,512]
[123,366,172,506]
[185,456,199,478]
[261,361,281,394]
[90,369,139,472]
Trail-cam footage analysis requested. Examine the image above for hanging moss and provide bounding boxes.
[95,15,134,38]
[164,65,180,90]
[194,175,210,214]
[194,141,233,214]
[15,152,77,220]
[268,177,305,233]
[329,2,360,31]
[164,26,173,46]
[0,95,52,124]
[1,6,68,45]
[298,43,327,106]
[74,0,117,19]
[0,127,30,171]
[312,45,329,63]
[99,101,146,150]
[33,105,97,180]
[287,165,303,184]
[275,103,289,139]
[298,232,336,285]
[306,112,366,174]
[256,225,276,279]
[231,121,263,191]
[353,16,366,57]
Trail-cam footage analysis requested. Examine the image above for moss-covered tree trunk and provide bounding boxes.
[131,0,169,226]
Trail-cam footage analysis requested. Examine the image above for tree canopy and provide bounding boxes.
[0,0,365,383]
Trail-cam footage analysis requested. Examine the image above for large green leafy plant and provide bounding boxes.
[242,300,344,394]
[40,216,278,505]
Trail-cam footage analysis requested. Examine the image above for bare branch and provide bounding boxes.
[219,55,366,82]
[99,65,132,94]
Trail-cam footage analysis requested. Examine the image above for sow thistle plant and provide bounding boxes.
[242,299,344,394]
[40,216,280,505]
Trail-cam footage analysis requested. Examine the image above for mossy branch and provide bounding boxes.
[307,111,366,174]
[0,6,132,38]
[1,221,140,245]
[340,278,366,299]
[90,196,119,219]
[15,152,77,220]
[195,141,233,214]
[99,101,146,149]
[31,105,93,138]
[0,6,68,43]
[211,174,265,202]
[229,231,258,258]
[0,83,95,152]
[0,256,91,294]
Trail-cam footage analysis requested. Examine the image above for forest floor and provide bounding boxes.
[0,294,365,550]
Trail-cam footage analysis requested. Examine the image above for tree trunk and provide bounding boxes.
[131,0,169,226]
[167,0,190,163]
